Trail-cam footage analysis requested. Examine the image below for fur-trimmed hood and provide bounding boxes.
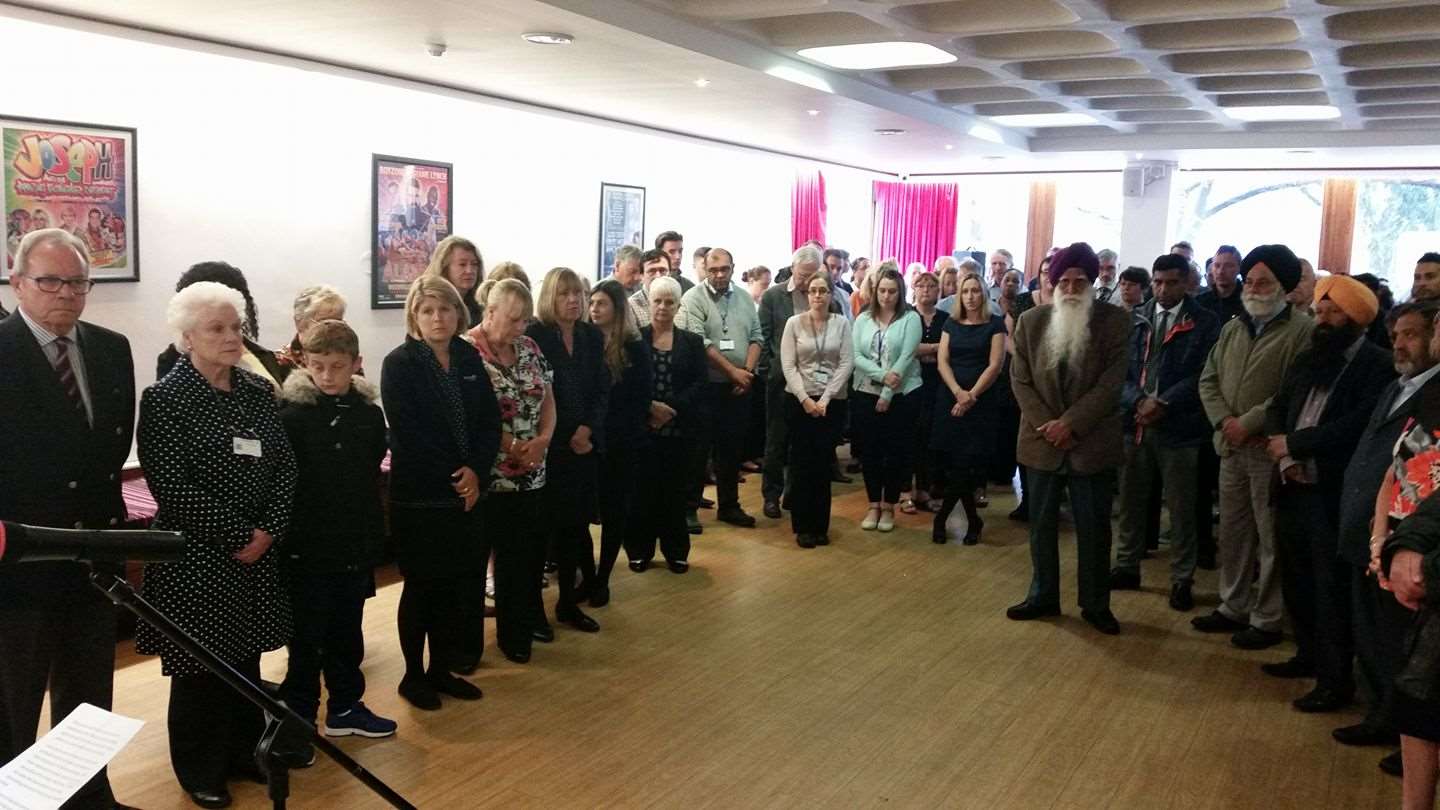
[281,369,378,405]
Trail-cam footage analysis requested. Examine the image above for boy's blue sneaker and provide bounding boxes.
[323,703,398,738]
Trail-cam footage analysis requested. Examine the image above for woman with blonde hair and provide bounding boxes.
[526,268,611,633]
[425,236,485,326]
[382,275,499,705]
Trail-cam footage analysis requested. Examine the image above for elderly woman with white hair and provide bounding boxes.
[137,280,298,808]
[277,284,347,371]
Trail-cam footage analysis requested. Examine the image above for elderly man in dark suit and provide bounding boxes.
[1264,275,1395,713]
[1006,242,1131,636]
[1330,299,1440,773]
[0,228,135,809]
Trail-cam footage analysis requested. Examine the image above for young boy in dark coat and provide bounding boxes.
[277,320,396,751]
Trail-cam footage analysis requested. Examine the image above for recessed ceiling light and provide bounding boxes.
[968,124,1004,144]
[521,32,573,45]
[765,66,833,94]
[1287,149,1315,154]
[987,112,1098,128]
[694,77,711,88]
[944,144,954,150]
[874,128,906,136]
[983,155,1007,161]
[1225,105,1340,122]
[806,109,820,116]
[797,42,956,71]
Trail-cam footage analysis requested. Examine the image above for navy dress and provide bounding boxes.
[931,315,1006,474]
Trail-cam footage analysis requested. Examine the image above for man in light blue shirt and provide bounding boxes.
[678,248,763,528]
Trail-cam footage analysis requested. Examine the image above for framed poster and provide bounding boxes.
[2,115,138,281]
[372,153,452,309]
[597,182,645,280]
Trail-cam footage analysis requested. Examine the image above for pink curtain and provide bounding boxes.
[791,171,827,250]
[871,181,958,271]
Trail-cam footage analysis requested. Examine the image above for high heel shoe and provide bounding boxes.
[963,515,984,545]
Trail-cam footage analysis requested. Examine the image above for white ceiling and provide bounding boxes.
[6,0,1440,173]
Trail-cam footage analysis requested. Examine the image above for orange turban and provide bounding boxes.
[1314,274,1379,327]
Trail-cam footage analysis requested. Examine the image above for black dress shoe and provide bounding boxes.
[831,470,853,484]
[589,585,611,607]
[763,500,782,519]
[845,461,862,474]
[187,788,232,809]
[428,671,483,700]
[1332,723,1399,747]
[668,560,690,573]
[397,675,441,711]
[1196,553,1218,571]
[1006,600,1061,621]
[698,496,716,509]
[532,624,555,643]
[449,657,480,676]
[780,496,793,511]
[1231,626,1284,650]
[1008,503,1029,522]
[1191,610,1248,634]
[500,644,531,664]
[1108,568,1141,590]
[963,516,983,545]
[1260,656,1315,679]
[557,607,601,632]
[628,559,650,573]
[796,534,815,549]
[686,511,704,534]
[813,534,830,546]
[717,507,756,527]
[1081,608,1121,635]
[1292,686,1352,713]
[1168,581,1194,612]
[1379,750,1403,777]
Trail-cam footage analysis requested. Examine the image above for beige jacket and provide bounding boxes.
[1199,304,1314,457]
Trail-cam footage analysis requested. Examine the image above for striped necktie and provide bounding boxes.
[53,336,85,417]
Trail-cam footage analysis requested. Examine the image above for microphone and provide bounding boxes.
[0,520,186,565]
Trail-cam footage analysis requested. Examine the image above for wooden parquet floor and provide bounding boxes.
[91,472,1401,809]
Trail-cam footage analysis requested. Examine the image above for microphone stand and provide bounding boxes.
[89,568,416,810]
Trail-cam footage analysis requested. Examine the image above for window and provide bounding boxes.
[953,175,1030,274]
[1350,177,1440,302]
[1171,172,1322,266]
[1053,173,1122,258]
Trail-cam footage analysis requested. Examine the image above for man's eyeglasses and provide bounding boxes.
[23,275,95,294]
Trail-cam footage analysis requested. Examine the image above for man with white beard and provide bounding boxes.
[1006,242,1131,635]
[1195,244,1314,649]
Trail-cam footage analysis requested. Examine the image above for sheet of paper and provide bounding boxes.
[0,703,143,810]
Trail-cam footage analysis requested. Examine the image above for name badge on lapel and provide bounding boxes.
[233,437,263,457]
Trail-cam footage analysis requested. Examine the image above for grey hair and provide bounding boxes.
[790,245,823,269]
[1097,249,1118,263]
[168,281,246,353]
[648,275,683,306]
[992,248,1014,266]
[13,228,90,278]
[933,256,957,272]
[906,262,927,278]
[614,244,642,267]
[958,257,982,273]
[291,284,346,324]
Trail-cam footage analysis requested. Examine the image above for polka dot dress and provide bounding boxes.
[136,356,297,677]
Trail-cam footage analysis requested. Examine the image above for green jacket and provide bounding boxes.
[1199,304,1314,457]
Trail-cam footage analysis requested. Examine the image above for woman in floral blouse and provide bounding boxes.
[470,278,555,664]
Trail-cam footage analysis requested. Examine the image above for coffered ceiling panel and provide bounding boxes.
[1193,73,1324,91]
[1167,49,1315,74]
[1056,77,1173,95]
[935,86,1036,103]
[753,12,896,46]
[1325,5,1440,41]
[962,30,1116,59]
[891,0,1079,34]
[1339,41,1440,69]
[1355,85,1440,103]
[1359,102,1440,117]
[885,65,998,91]
[1005,56,1147,80]
[1346,67,1440,86]
[1115,109,1214,122]
[1364,116,1440,129]
[1101,0,1287,23]
[1129,18,1301,50]
[1087,94,1192,110]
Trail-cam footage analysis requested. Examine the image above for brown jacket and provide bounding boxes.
[1010,302,1131,474]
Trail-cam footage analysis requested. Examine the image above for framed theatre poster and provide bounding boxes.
[372,154,452,309]
[2,116,138,281]
[597,182,645,280]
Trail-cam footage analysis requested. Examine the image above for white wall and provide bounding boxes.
[0,15,884,413]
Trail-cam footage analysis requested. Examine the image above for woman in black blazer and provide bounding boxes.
[381,276,500,711]
[525,268,611,633]
[587,279,652,607]
[629,276,708,571]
